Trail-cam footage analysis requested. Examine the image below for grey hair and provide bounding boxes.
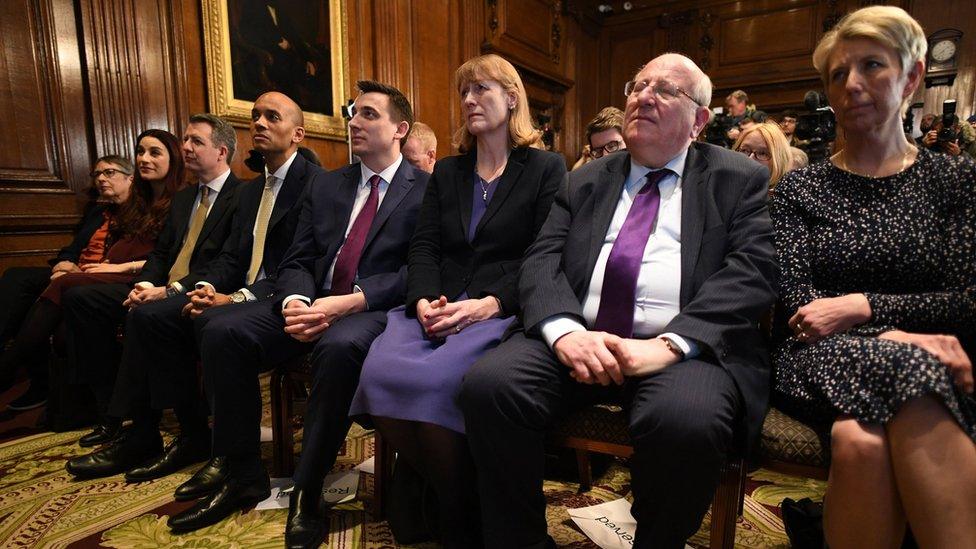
[189,113,237,162]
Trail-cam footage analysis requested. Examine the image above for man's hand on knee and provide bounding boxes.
[606,337,680,377]
[283,299,328,342]
[553,330,624,386]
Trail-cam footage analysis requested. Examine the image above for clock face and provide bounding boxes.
[931,39,956,63]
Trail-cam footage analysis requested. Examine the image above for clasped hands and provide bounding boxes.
[282,293,366,342]
[553,331,680,386]
[416,295,500,340]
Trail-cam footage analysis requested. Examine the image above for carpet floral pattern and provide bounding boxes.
[0,392,825,548]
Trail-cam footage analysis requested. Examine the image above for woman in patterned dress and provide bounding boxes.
[771,6,976,547]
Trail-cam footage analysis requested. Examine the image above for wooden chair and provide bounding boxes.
[270,356,395,518]
[550,403,829,549]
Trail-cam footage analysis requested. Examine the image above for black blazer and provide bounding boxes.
[274,160,429,312]
[51,203,109,265]
[139,172,243,288]
[407,147,565,316]
[201,153,324,299]
[518,143,778,447]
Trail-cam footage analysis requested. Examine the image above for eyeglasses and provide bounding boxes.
[624,80,704,106]
[90,168,128,178]
[589,140,623,158]
[738,148,771,162]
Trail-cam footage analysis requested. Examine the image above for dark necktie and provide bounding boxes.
[331,174,381,295]
[593,169,670,337]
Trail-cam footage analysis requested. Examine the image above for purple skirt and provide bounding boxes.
[349,304,515,434]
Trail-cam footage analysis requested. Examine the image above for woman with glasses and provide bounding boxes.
[0,130,185,412]
[732,122,793,193]
[772,6,976,546]
[350,53,565,547]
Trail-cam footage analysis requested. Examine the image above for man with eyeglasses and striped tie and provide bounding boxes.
[461,53,778,548]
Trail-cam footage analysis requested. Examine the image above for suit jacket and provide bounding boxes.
[274,160,429,312]
[139,173,243,288]
[201,153,324,299]
[407,147,565,317]
[52,203,109,266]
[518,142,778,447]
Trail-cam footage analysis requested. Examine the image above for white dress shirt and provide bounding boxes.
[195,151,295,300]
[135,168,232,291]
[282,154,403,309]
[539,149,699,358]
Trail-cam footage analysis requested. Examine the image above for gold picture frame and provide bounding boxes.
[201,0,349,140]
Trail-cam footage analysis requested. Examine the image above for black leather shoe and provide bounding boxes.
[167,475,271,533]
[78,419,122,448]
[124,435,210,482]
[285,485,328,548]
[66,433,163,479]
[174,457,228,501]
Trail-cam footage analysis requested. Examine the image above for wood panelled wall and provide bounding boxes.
[2,0,974,270]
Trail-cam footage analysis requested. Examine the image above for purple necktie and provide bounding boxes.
[593,169,670,337]
[331,174,381,295]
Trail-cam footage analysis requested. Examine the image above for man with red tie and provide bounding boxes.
[166,81,429,537]
[460,54,778,548]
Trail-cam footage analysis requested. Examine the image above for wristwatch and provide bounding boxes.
[165,285,180,298]
[229,291,247,304]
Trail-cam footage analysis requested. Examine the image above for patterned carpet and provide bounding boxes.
[0,386,826,548]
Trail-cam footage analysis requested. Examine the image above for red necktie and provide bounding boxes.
[331,174,381,295]
[593,169,670,337]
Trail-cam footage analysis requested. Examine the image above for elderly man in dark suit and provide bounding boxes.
[61,114,243,448]
[166,80,429,537]
[65,94,322,489]
[460,53,778,549]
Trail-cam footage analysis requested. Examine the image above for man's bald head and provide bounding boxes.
[639,53,712,107]
[256,91,305,126]
[251,91,306,170]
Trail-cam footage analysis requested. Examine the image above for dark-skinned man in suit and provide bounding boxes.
[62,114,243,450]
[460,53,778,549]
[166,81,429,541]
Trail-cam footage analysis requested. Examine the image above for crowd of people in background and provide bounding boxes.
[0,4,974,549]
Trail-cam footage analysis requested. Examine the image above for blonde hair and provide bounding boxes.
[453,54,542,153]
[813,6,926,113]
[789,147,809,169]
[733,122,793,190]
[408,121,438,153]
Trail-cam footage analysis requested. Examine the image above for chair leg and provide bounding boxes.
[373,431,395,519]
[575,449,592,492]
[270,368,295,477]
[709,458,744,549]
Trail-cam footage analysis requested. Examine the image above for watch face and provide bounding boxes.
[931,40,956,63]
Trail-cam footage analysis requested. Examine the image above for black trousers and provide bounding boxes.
[62,283,131,415]
[108,295,207,423]
[459,331,741,549]
[198,298,387,480]
[0,267,50,344]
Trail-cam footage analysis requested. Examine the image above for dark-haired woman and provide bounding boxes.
[1,130,185,412]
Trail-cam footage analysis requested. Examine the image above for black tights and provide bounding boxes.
[0,298,63,391]
[372,416,482,549]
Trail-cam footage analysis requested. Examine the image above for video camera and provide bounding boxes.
[936,99,959,143]
[794,91,836,163]
[705,110,736,148]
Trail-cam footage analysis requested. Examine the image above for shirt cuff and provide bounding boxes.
[281,294,311,311]
[658,332,699,359]
[170,281,185,293]
[539,314,588,349]
[194,281,214,290]
[240,288,257,302]
[353,284,369,309]
[134,281,154,290]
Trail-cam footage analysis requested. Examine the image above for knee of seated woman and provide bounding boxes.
[830,419,888,465]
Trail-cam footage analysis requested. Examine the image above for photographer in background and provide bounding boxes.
[921,101,975,159]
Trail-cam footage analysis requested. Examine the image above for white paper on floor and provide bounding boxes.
[354,456,375,474]
[567,499,693,549]
[255,470,360,511]
[259,426,274,442]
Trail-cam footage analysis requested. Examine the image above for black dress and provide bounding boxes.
[770,148,976,441]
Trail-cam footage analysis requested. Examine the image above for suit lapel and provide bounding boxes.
[473,147,527,239]
[268,153,308,229]
[363,161,415,250]
[333,165,360,230]
[195,174,239,247]
[456,153,475,238]
[678,145,707,307]
[586,154,629,275]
